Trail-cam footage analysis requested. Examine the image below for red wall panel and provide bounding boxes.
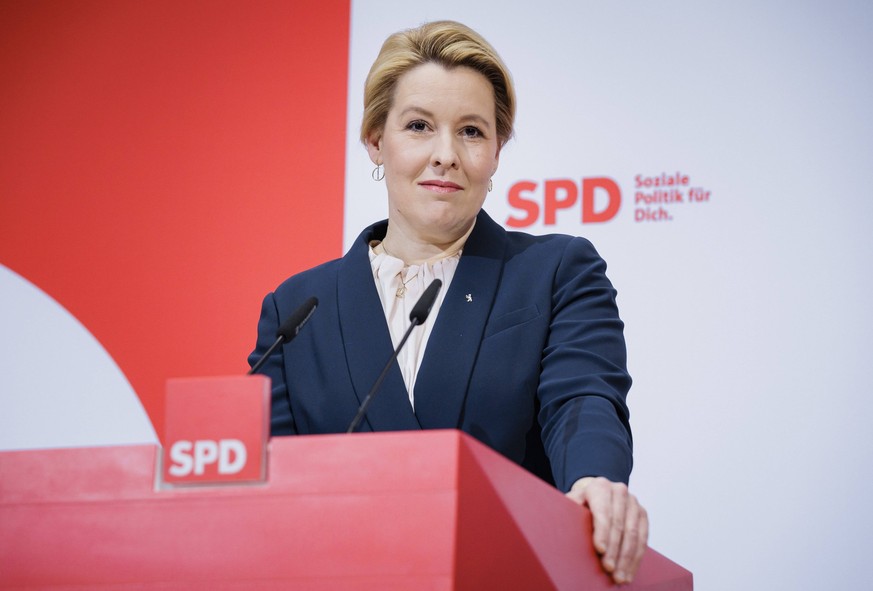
[0,0,350,437]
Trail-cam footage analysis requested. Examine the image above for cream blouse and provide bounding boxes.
[368,242,460,409]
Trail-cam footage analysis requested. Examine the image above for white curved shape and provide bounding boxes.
[0,264,158,450]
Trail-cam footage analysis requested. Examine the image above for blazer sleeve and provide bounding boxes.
[537,236,633,490]
[248,291,297,436]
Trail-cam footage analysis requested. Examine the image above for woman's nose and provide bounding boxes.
[430,132,459,169]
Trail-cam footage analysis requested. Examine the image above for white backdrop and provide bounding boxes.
[345,2,873,590]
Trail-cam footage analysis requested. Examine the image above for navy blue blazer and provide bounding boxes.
[249,210,633,491]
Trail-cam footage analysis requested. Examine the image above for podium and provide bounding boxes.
[1,430,692,589]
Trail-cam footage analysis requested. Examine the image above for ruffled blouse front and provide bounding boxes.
[368,244,460,409]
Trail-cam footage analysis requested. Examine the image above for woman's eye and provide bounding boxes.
[461,126,483,138]
[407,120,429,132]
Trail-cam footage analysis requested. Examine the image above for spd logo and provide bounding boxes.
[506,177,621,227]
[160,376,270,487]
[168,439,247,477]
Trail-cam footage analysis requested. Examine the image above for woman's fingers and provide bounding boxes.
[566,476,649,584]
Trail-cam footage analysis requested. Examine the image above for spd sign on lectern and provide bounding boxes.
[160,375,270,486]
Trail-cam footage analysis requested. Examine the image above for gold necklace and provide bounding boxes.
[395,273,415,299]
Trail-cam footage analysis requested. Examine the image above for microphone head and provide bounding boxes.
[409,279,442,325]
[277,296,318,342]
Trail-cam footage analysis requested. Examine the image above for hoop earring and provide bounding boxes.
[372,164,384,181]
[488,178,493,192]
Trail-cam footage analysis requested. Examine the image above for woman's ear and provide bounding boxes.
[365,133,382,165]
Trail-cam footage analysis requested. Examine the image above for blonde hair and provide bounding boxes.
[361,21,515,147]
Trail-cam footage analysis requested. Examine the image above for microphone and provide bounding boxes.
[346,279,442,433]
[247,296,318,375]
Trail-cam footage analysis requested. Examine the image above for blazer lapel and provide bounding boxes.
[337,221,421,432]
[413,211,507,429]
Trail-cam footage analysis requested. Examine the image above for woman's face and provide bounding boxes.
[367,62,500,246]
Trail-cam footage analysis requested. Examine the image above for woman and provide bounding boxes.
[250,20,647,584]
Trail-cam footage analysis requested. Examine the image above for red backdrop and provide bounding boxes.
[0,0,350,437]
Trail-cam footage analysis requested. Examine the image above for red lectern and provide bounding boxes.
[0,431,692,590]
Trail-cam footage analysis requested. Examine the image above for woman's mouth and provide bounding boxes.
[419,180,463,193]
